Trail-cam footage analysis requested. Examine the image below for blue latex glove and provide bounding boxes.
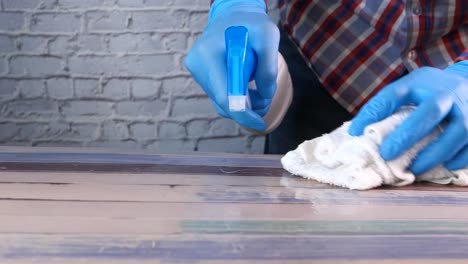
[349,61,468,175]
[185,0,279,131]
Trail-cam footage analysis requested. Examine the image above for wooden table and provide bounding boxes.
[0,147,467,264]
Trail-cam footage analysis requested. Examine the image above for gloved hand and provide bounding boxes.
[185,0,279,131]
[349,61,468,175]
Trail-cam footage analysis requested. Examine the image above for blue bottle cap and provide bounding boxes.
[225,26,256,111]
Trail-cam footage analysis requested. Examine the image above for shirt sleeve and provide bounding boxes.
[456,48,468,61]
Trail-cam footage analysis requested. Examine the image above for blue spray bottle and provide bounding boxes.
[225,26,257,112]
[224,26,293,134]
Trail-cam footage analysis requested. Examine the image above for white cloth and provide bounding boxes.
[281,109,468,190]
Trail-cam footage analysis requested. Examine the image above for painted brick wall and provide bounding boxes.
[0,0,279,153]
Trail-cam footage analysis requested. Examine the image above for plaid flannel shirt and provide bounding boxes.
[211,0,468,114]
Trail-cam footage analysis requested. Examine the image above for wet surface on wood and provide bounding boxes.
[0,147,466,263]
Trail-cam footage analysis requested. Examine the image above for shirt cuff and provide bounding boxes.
[445,60,468,79]
[209,0,268,22]
[456,48,468,62]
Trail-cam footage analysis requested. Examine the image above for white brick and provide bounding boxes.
[144,0,174,6]
[31,13,81,32]
[131,79,159,98]
[115,100,167,117]
[47,78,73,99]
[147,139,195,152]
[0,12,24,31]
[129,122,157,139]
[18,79,46,98]
[163,32,188,51]
[69,55,176,76]
[17,122,48,139]
[58,0,108,9]
[74,78,99,98]
[42,122,69,138]
[198,137,248,153]
[3,141,31,146]
[171,97,216,117]
[61,101,113,116]
[47,36,70,55]
[173,0,200,6]
[162,76,204,96]
[70,123,100,140]
[159,121,185,139]
[144,0,204,6]
[10,56,64,76]
[249,136,265,154]
[186,120,210,138]
[102,121,129,139]
[0,57,6,74]
[20,122,94,141]
[0,35,15,53]
[34,141,83,147]
[130,10,187,31]
[87,11,129,32]
[210,118,238,136]
[0,79,17,98]
[102,79,130,100]
[0,122,18,140]
[3,0,57,10]
[87,140,140,149]
[108,33,163,53]
[15,36,49,53]
[50,35,108,55]
[161,76,185,96]
[3,99,59,118]
[67,35,107,53]
[117,0,145,7]
[188,11,208,31]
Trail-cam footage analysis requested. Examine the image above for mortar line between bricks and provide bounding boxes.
[0,30,195,35]
[2,7,209,12]
[79,7,86,34]
[73,73,192,79]
[71,52,181,56]
[85,30,200,34]
[0,31,75,36]
[7,54,65,58]
[24,10,33,32]
[4,73,192,79]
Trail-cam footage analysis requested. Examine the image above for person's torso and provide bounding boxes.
[278,0,468,113]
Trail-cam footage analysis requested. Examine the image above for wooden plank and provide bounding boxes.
[1,171,467,192]
[0,200,466,221]
[0,148,282,168]
[0,162,285,177]
[1,234,468,262]
[180,220,468,235]
[2,259,468,264]
[0,171,319,188]
[1,183,468,204]
[1,217,468,235]
[0,146,279,159]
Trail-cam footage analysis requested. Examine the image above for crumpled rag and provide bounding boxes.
[281,109,468,190]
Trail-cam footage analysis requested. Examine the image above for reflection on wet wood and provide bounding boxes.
[0,147,467,263]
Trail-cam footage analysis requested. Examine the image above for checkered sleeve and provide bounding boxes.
[456,48,468,61]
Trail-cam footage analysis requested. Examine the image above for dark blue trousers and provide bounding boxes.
[264,27,353,154]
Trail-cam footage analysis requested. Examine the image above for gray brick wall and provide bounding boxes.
[0,0,279,153]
